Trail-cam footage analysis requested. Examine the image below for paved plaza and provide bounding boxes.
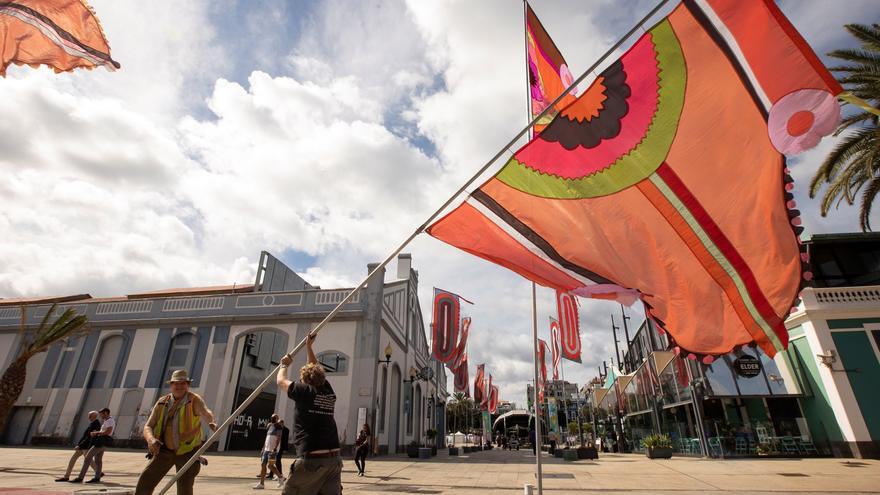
[0,447,879,494]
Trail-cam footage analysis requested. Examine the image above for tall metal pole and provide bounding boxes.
[158,1,673,492]
[611,315,622,370]
[620,305,631,372]
[531,282,544,495]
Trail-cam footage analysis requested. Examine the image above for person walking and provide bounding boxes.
[254,414,286,489]
[134,369,217,495]
[353,423,370,477]
[70,407,114,483]
[529,425,536,455]
[55,411,100,482]
[276,333,341,495]
[276,420,290,477]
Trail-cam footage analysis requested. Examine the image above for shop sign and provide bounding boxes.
[734,355,761,378]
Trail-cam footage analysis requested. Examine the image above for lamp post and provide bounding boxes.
[377,343,392,366]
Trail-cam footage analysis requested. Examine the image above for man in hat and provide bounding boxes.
[135,369,217,495]
[277,334,341,495]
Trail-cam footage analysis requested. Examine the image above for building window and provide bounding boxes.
[161,332,196,391]
[317,351,348,374]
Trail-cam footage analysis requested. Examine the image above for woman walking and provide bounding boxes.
[353,424,371,477]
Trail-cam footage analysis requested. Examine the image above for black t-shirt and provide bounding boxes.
[287,380,339,456]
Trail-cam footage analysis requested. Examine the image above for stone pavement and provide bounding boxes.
[1,446,879,495]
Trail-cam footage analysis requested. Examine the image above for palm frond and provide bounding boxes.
[810,128,875,196]
[24,306,89,357]
[828,48,880,67]
[859,175,880,231]
[844,23,880,53]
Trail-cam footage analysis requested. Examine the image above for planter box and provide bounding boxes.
[418,447,432,459]
[646,447,673,459]
[562,449,578,462]
[431,446,437,456]
[554,449,564,458]
[577,447,598,460]
[448,447,459,456]
[406,446,419,458]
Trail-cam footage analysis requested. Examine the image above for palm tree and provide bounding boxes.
[810,23,880,231]
[0,304,89,434]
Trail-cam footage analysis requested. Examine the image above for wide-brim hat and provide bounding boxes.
[167,369,192,384]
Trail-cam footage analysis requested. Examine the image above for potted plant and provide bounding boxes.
[577,423,598,459]
[644,434,673,459]
[426,429,437,456]
[448,444,459,456]
[756,443,771,456]
[407,440,420,458]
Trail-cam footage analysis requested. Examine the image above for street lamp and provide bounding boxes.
[377,343,393,365]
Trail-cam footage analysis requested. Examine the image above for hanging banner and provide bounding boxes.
[453,353,469,397]
[550,318,561,380]
[473,363,486,410]
[482,411,492,444]
[537,339,548,403]
[557,291,582,363]
[432,288,462,364]
[547,397,559,434]
[451,316,471,370]
[488,384,500,415]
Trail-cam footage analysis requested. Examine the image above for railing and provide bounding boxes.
[95,300,153,315]
[0,307,21,319]
[315,289,360,305]
[800,285,880,311]
[162,297,224,312]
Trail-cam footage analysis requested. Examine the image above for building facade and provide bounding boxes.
[585,233,880,458]
[0,252,447,454]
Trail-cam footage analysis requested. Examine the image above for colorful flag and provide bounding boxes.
[452,353,469,397]
[1,0,120,76]
[487,376,499,414]
[556,291,582,363]
[549,318,561,380]
[526,4,577,133]
[429,0,845,359]
[432,288,461,364]
[450,316,471,370]
[473,363,487,410]
[537,339,548,403]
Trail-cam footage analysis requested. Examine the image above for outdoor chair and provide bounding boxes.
[708,437,724,457]
[677,438,688,453]
[735,437,748,455]
[690,438,701,455]
[798,438,819,455]
[780,436,799,454]
[748,439,757,455]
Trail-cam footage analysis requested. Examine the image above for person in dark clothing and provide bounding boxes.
[353,423,370,477]
[277,333,341,495]
[529,425,536,455]
[275,420,290,478]
[55,411,101,482]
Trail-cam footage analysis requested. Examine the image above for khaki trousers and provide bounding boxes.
[64,448,96,478]
[282,456,342,495]
[135,448,200,495]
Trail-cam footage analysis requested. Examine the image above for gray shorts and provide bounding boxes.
[282,456,342,495]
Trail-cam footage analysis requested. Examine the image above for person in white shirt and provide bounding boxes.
[254,414,286,489]
[71,407,114,484]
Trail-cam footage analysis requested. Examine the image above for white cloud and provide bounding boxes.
[3,0,879,409]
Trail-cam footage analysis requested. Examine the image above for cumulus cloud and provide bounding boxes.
[2,0,878,408]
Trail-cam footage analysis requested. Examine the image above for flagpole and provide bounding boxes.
[158,0,672,491]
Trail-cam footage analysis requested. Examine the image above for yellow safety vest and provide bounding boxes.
[155,392,202,455]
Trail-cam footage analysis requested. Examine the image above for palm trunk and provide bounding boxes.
[0,355,30,437]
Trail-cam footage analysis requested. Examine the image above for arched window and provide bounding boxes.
[161,332,197,391]
[316,351,348,375]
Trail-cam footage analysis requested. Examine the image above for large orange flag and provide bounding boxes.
[429,0,843,359]
[1,0,119,76]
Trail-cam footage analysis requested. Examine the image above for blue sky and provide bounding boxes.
[1,0,878,405]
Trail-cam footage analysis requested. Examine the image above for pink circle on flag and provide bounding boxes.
[768,89,840,155]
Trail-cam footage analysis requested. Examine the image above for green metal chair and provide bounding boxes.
[780,436,799,455]
[735,437,748,455]
[708,437,724,457]
[798,438,819,455]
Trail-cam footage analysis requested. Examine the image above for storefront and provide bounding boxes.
[590,319,822,457]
